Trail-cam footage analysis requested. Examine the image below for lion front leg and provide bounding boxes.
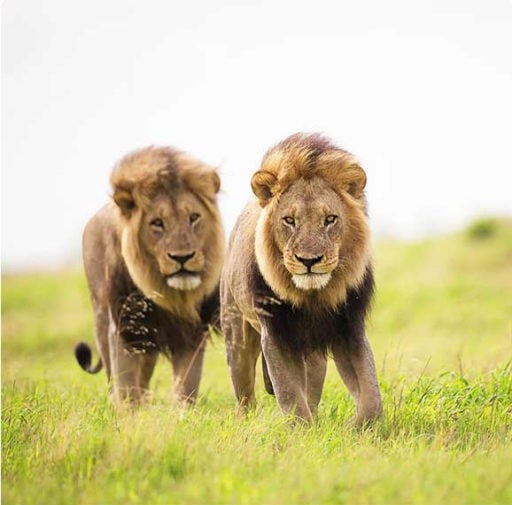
[332,335,382,426]
[171,341,206,406]
[109,320,158,407]
[305,351,327,416]
[261,327,312,422]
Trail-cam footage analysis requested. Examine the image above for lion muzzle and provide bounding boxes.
[284,253,337,290]
[166,272,202,291]
[291,272,332,290]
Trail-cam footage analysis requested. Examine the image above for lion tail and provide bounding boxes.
[74,342,103,374]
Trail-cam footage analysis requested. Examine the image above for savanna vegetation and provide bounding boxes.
[2,218,512,504]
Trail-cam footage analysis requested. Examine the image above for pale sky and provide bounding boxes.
[2,0,512,270]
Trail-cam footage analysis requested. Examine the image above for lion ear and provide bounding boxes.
[251,170,278,206]
[113,186,136,216]
[188,168,221,202]
[342,164,367,198]
[210,170,221,194]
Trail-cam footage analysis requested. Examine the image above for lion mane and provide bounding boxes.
[251,132,372,313]
[111,147,224,321]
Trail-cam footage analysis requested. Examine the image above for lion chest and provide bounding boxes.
[118,291,205,356]
[254,297,351,355]
[248,263,374,356]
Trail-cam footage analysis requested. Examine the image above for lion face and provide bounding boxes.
[138,191,210,291]
[110,147,225,316]
[271,177,344,291]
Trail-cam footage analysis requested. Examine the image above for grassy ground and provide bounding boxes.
[2,218,512,505]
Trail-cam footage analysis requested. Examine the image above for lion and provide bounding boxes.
[75,146,225,407]
[220,133,382,424]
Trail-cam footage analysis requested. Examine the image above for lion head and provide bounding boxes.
[252,133,371,309]
[111,146,225,318]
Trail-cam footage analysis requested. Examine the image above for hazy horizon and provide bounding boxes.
[3,0,512,271]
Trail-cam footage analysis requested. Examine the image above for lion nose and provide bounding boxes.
[295,255,323,269]
[168,252,195,265]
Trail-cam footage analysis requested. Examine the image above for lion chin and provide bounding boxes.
[166,273,202,291]
[291,273,332,291]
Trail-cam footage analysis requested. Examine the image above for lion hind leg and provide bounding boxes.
[225,316,261,410]
[93,303,111,379]
[261,354,274,395]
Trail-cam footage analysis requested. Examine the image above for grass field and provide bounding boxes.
[2,218,512,505]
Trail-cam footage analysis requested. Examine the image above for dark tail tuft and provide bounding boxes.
[74,342,103,374]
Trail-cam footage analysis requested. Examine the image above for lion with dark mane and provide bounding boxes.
[75,146,225,407]
[221,133,382,424]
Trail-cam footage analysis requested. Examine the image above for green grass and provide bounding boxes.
[2,218,512,505]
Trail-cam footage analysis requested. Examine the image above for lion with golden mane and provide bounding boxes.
[221,133,382,424]
[75,146,225,407]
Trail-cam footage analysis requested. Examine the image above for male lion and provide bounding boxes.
[221,133,382,424]
[75,146,225,407]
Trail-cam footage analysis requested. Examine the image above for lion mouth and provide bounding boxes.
[291,272,332,291]
[166,270,202,291]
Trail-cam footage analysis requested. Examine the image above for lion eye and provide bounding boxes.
[324,215,338,226]
[283,216,295,226]
[189,213,201,225]
[150,218,164,229]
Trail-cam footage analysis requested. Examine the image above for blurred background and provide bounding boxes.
[3,0,512,271]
